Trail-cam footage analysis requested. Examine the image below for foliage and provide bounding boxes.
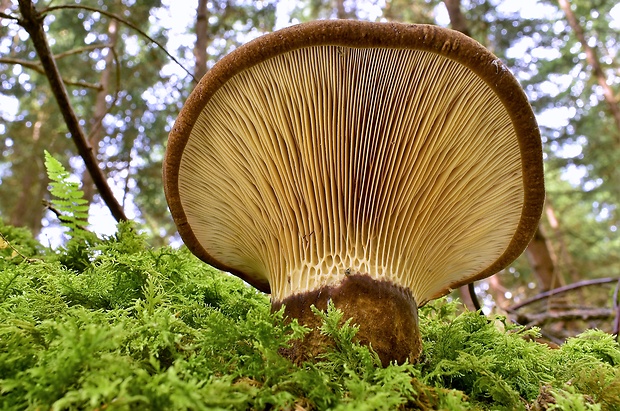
[0,223,619,410]
[0,219,41,262]
[419,301,553,407]
[44,150,90,233]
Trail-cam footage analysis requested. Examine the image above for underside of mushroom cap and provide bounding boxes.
[164,20,545,306]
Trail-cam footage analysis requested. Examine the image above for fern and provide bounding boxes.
[44,151,89,232]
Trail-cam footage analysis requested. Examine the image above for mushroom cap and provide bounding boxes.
[164,20,544,305]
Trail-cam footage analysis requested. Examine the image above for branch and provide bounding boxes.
[17,0,127,222]
[0,57,103,90]
[41,3,197,84]
[0,11,19,20]
[0,232,38,263]
[55,78,102,90]
[0,43,116,90]
[53,43,112,60]
[506,277,620,312]
[0,56,42,71]
[515,308,615,327]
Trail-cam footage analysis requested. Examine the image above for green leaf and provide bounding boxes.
[43,151,89,236]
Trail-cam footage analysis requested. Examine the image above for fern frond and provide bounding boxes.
[44,151,89,233]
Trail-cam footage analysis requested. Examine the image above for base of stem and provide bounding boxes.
[272,273,421,367]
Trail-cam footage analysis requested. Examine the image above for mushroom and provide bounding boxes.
[163,20,545,366]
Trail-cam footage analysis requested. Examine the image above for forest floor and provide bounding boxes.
[1,221,620,410]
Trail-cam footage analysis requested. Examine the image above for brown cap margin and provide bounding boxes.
[163,20,545,297]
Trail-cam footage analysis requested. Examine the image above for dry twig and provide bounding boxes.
[41,3,197,84]
[506,277,619,312]
[0,232,38,263]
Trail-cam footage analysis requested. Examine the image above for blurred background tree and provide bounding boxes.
[1,0,618,341]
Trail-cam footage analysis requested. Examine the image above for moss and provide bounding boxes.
[0,218,42,264]
[417,300,555,408]
[1,221,619,410]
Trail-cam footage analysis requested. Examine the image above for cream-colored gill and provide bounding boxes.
[178,45,523,303]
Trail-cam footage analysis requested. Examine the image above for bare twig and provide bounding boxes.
[0,57,103,89]
[0,11,18,20]
[0,232,37,263]
[506,277,619,312]
[53,43,112,60]
[517,308,615,327]
[17,0,127,222]
[42,200,89,232]
[536,330,565,347]
[0,56,42,71]
[41,3,197,84]
[42,200,64,221]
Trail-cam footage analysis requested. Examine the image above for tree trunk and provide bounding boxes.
[558,0,620,141]
[443,0,471,37]
[82,16,119,204]
[193,0,209,80]
[526,225,563,292]
[545,202,578,282]
[488,274,509,310]
[0,0,12,13]
[9,111,47,236]
[10,170,35,227]
[335,0,346,19]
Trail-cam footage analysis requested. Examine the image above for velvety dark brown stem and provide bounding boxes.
[272,273,421,367]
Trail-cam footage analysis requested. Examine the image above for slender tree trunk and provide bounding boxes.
[488,274,508,310]
[526,225,563,292]
[9,111,46,236]
[558,0,620,141]
[443,0,471,37]
[82,17,119,204]
[335,0,346,19]
[545,203,578,282]
[10,171,35,227]
[194,0,209,80]
[0,0,11,13]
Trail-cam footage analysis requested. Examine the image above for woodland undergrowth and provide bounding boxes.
[0,156,619,410]
[1,220,619,410]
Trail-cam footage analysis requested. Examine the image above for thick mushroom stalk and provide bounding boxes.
[273,273,421,366]
[164,21,545,366]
